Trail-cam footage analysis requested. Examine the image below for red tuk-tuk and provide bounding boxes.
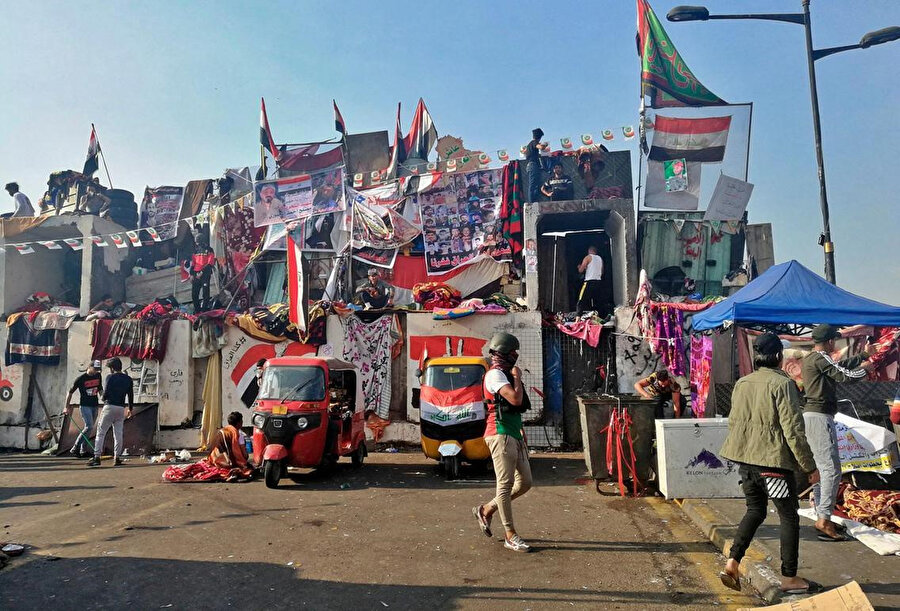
[250,356,367,488]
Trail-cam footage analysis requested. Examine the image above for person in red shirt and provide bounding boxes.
[189,235,216,312]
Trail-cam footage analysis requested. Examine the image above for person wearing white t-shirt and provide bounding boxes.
[4,182,36,218]
[576,246,604,315]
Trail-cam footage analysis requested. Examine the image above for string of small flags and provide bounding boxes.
[2,194,254,255]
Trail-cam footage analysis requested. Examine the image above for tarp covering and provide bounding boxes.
[692,260,900,330]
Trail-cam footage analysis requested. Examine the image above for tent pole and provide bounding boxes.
[551,236,558,311]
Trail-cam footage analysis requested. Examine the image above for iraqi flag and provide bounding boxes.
[402,98,438,161]
[333,99,346,136]
[419,383,486,427]
[83,125,100,176]
[259,97,281,162]
[286,235,309,333]
[649,115,731,162]
[385,102,405,179]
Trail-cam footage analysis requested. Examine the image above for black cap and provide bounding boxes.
[811,324,841,343]
[754,332,783,356]
[532,128,544,140]
[4,182,18,191]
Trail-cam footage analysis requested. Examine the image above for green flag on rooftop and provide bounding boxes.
[636,0,726,107]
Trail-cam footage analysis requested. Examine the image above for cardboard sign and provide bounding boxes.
[704,174,753,221]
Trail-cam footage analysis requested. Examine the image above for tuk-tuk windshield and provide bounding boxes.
[424,364,485,392]
[259,366,326,401]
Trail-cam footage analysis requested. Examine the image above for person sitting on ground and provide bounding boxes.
[540,163,574,201]
[163,411,255,482]
[86,294,117,320]
[354,268,394,309]
[634,369,684,418]
[717,332,820,595]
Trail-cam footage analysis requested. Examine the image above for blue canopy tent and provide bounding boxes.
[693,260,900,331]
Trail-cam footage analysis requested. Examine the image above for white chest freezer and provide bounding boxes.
[656,418,742,499]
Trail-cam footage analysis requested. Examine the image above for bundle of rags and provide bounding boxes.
[4,311,62,366]
[413,282,461,310]
[91,318,172,362]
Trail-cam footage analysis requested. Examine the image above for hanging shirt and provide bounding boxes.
[12,192,35,217]
[583,254,604,281]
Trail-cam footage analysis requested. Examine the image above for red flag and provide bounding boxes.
[260,97,281,161]
[286,235,308,333]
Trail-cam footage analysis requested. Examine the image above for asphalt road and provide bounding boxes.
[0,451,761,610]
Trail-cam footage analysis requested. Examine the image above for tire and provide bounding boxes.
[444,455,460,481]
[0,387,11,401]
[106,189,135,200]
[108,200,137,213]
[263,459,281,489]
[351,443,366,467]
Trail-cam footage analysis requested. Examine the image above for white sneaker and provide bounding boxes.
[504,535,531,552]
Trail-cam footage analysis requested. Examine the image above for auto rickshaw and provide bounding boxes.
[250,356,367,488]
[413,356,490,480]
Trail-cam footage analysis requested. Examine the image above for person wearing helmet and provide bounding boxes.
[472,331,533,552]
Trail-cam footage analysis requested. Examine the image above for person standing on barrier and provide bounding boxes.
[718,332,820,595]
[472,332,533,552]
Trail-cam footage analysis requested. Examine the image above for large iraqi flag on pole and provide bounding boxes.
[648,115,732,162]
[286,235,309,333]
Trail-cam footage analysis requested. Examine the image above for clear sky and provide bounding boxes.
[1,1,897,303]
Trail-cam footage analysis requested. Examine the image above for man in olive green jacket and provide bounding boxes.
[718,332,821,595]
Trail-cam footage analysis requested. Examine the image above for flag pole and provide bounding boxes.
[93,123,114,189]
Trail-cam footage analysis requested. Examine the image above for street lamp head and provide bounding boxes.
[667,5,710,22]
[859,26,900,49]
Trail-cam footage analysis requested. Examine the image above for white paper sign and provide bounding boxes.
[704,174,753,221]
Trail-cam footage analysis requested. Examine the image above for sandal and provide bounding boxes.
[781,580,824,595]
[815,526,848,542]
[718,571,741,592]
[472,506,492,538]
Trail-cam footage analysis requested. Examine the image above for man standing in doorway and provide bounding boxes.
[87,357,134,467]
[524,128,548,202]
[65,360,103,458]
[4,182,35,217]
[576,246,604,315]
[472,332,533,552]
[801,324,872,541]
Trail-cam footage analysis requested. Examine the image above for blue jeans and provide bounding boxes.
[76,405,98,454]
[526,161,542,203]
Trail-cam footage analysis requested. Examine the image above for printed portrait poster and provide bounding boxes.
[140,186,184,240]
[420,169,511,275]
[253,167,346,227]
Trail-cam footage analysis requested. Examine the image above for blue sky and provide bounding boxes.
[1,1,897,303]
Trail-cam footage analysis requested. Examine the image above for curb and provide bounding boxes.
[678,499,786,605]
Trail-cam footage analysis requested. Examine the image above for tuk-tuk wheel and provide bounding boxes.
[263,459,282,489]
[444,455,460,481]
[351,443,366,467]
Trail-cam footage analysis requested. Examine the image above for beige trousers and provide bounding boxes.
[485,434,533,532]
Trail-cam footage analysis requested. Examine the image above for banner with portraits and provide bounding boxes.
[140,186,184,241]
[417,169,511,275]
[253,167,345,227]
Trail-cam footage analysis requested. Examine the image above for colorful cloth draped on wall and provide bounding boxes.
[221,197,265,285]
[689,335,713,418]
[554,319,604,348]
[91,319,172,362]
[341,314,395,420]
[4,312,61,366]
[647,304,687,376]
[500,161,524,265]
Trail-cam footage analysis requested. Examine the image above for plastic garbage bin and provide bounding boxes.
[577,394,656,482]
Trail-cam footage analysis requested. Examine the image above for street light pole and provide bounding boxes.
[801,0,836,284]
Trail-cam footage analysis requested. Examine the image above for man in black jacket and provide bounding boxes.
[87,357,134,467]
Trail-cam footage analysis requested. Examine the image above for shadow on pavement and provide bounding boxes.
[0,486,114,505]
[0,556,725,609]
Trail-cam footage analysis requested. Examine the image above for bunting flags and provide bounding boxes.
[637,0,726,108]
[146,228,162,242]
[560,137,573,150]
[333,99,346,136]
[37,240,62,250]
[623,126,636,140]
[125,230,142,246]
[63,238,84,251]
[581,134,594,146]
[91,236,108,247]
[477,152,490,165]
[497,150,509,162]
[110,233,128,249]
[602,130,615,141]
[12,244,34,255]
[83,125,101,177]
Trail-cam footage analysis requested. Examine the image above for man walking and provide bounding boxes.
[801,324,872,541]
[87,357,134,467]
[575,246,604,315]
[65,360,103,458]
[472,332,533,552]
[718,332,820,594]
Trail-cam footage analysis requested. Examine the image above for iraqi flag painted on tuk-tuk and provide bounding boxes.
[419,384,486,427]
